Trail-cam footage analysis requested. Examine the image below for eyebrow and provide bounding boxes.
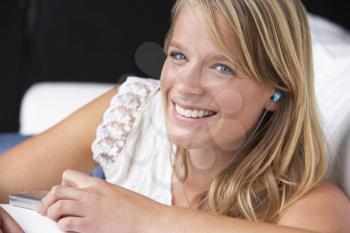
[168,41,232,63]
[168,41,188,52]
[211,54,231,63]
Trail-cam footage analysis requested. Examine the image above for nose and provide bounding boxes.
[176,63,204,96]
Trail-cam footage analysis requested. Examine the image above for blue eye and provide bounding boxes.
[169,51,187,61]
[216,64,234,75]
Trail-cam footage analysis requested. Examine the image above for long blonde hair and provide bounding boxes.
[164,0,327,223]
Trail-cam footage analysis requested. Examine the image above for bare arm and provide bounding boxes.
[156,208,316,233]
[0,86,119,203]
[36,171,349,233]
[156,182,350,233]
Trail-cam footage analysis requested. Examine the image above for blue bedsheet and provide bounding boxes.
[0,133,105,179]
[0,133,31,153]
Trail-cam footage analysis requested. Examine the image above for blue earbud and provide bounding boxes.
[270,89,282,103]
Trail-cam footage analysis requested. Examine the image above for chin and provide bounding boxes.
[168,133,193,148]
[167,130,212,149]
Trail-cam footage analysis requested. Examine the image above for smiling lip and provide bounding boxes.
[171,100,217,113]
[170,100,217,126]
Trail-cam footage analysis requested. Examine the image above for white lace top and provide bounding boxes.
[91,76,174,206]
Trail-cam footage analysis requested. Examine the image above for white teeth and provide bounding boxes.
[198,110,204,117]
[175,104,216,118]
[192,110,198,118]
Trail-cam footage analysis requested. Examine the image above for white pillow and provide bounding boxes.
[20,82,115,135]
[309,14,350,195]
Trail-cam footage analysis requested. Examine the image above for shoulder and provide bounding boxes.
[111,76,160,109]
[108,76,160,115]
[91,77,160,167]
[118,76,159,95]
[278,180,350,233]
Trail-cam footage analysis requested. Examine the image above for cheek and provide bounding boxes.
[160,61,172,104]
[160,61,178,95]
[208,116,247,151]
[209,88,244,114]
[206,88,265,151]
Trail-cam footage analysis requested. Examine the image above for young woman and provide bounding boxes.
[0,0,349,232]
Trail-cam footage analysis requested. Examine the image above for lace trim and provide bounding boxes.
[92,77,159,167]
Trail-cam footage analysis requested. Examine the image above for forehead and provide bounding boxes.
[170,3,235,55]
[171,5,210,45]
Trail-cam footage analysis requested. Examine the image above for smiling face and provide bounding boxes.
[160,3,274,153]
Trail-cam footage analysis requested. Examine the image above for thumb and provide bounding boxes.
[0,208,24,233]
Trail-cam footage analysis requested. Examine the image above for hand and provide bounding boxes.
[0,207,24,233]
[37,169,166,233]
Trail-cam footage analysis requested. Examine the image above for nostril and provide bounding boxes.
[176,82,205,97]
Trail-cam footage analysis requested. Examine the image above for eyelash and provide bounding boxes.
[215,64,234,75]
[168,51,235,76]
[169,51,187,61]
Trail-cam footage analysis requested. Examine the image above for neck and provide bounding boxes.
[185,146,235,191]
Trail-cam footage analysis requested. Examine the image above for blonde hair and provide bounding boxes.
[164,0,327,223]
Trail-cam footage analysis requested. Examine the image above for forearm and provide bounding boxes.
[153,206,317,233]
[0,140,96,203]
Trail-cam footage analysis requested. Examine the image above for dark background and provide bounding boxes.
[0,0,349,133]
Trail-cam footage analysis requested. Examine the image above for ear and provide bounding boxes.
[265,101,279,112]
[264,89,280,112]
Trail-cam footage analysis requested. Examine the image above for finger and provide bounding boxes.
[0,208,24,233]
[38,185,84,215]
[62,169,99,189]
[57,216,88,233]
[47,200,84,222]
